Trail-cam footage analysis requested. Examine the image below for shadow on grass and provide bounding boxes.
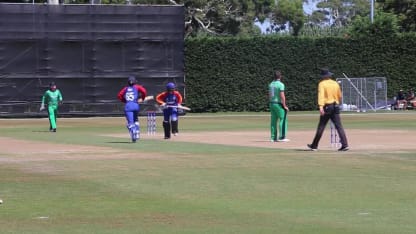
[32,130,53,133]
[106,141,132,144]
[295,149,316,151]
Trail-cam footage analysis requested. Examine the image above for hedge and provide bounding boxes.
[184,35,416,112]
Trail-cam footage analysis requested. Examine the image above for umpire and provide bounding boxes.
[307,68,349,151]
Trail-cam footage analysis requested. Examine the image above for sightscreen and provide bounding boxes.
[0,3,184,117]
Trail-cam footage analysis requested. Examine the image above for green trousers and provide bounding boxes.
[270,103,288,141]
[47,105,59,130]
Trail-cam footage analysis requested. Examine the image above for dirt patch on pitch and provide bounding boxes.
[0,136,165,163]
[109,129,416,152]
[176,129,415,151]
[1,128,414,165]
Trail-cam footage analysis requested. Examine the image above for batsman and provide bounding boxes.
[156,82,183,139]
[40,82,63,132]
[117,76,147,142]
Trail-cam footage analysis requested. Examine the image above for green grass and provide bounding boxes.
[0,112,416,233]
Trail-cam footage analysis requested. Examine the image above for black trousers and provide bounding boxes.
[310,104,348,148]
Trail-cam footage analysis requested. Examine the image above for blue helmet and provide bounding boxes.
[127,76,136,86]
[166,82,176,91]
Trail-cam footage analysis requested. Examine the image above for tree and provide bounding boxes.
[165,0,275,37]
[270,0,305,36]
[379,0,416,32]
[307,0,370,27]
[347,11,399,38]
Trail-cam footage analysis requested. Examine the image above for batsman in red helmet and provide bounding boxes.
[156,82,183,139]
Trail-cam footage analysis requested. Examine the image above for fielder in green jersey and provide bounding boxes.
[40,82,63,132]
[269,71,289,142]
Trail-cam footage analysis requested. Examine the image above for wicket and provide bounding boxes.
[147,111,156,135]
[330,121,340,148]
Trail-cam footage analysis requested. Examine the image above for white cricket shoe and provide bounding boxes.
[277,138,290,142]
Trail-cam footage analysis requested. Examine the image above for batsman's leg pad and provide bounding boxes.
[163,121,171,139]
[127,124,137,142]
[135,122,140,140]
[171,120,178,134]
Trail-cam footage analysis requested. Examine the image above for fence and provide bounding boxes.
[336,75,388,112]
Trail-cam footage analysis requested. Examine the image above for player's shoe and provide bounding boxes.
[307,144,317,151]
[338,146,349,151]
[277,138,290,142]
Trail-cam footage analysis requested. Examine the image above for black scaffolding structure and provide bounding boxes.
[0,4,184,117]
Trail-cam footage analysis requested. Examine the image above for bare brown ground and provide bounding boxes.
[0,136,165,163]
[1,128,414,165]
[135,129,415,152]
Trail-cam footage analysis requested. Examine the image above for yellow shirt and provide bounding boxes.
[318,79,342,107]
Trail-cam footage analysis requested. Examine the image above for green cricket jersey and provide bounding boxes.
[269,80,285,103]
[41,89,63,106]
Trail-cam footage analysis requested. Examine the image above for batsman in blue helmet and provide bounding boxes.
[155,82,183,139]
[117,76,147,142]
